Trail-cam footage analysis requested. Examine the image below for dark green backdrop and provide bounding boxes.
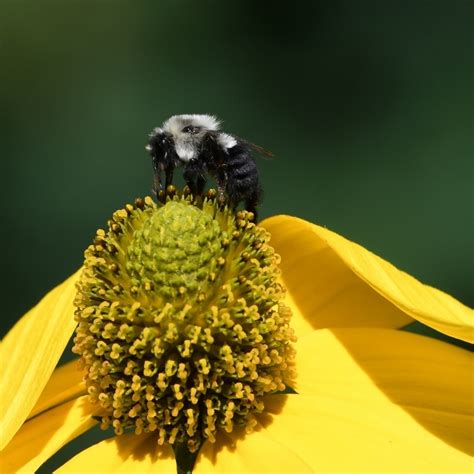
[1,1,472,335]
[1,1,473,471]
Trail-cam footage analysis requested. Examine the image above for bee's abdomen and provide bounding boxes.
[225,144,261,202]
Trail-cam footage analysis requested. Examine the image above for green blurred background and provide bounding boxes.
[1,0,473,340]
[1,1,473,471]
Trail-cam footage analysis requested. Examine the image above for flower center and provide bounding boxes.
[73,190,296,452]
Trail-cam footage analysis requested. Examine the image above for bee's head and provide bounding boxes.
[146,127,174,159]
[161,114,221,162]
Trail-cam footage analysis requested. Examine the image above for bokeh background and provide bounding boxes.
[1,1,473,470]
[2,0,473,329]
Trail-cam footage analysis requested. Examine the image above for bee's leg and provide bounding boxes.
[165,166,174,190]
[245,192,260,222]
[152,165,162,201]
[183,165,198,196]
[214,167,228,208]
[195,174,207,195]
[245,202,258,222]
[217,184,226,208]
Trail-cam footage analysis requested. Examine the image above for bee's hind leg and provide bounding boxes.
[245,193,260,222]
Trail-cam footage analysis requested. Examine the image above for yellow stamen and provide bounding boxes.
[73,190,296,452]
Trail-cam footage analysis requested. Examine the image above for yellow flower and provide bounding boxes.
[0,192,472,473]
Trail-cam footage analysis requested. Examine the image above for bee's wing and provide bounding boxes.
[248,142,275,160]
[233,135,275,160]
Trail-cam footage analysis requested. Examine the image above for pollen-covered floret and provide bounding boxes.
[73,189,296,452]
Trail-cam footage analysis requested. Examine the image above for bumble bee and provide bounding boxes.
[145,114,272,221]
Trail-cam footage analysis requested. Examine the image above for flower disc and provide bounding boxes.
[73,191,295,451]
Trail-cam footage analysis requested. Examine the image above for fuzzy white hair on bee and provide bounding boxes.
[162,114,221,136]
[158,114,221,162]
[217,133,237,149]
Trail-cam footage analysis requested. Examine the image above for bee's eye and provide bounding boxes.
[182,126,199,134]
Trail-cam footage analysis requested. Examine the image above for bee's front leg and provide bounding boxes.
[183,165,197,196]
[165,166,174,190]
[184,161,206,197]
[152,160,163,200]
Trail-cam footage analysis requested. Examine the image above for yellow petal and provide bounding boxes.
[0,270,81,450]
[28,359,86,420]
[263,328,472,472]
[261,392,472,473]
[295,329,473,420]
[195,424,313,473]
[0,396,97,473]
[262,216,473,341]
[262,216,412,336]
[195,329,472,472]
[55,433,176,473]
